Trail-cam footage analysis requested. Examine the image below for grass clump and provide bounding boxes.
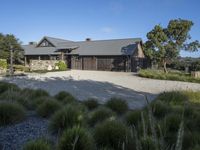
[140,136,157,150]
[0,102,25,126]
[58,126,95,150]
[55,91,76,104]
[49,105,85,133]
[105,98,128,115]
[151,100,170,118]
[37,100,61,118]
[94,120,132,150]
[88,107,116,126]
[23,139,51,150]
[31,89,49,99]
[156,91,188,106]
[0,82,20,94]
[83,98,99,110]
[125,110,142,127]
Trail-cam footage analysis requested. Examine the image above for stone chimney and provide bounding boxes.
[29,42,37,45]
[85,38,91,41]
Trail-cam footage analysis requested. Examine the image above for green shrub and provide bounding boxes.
[49,105,85,133]
[0,102,25,126]
[55,61,67,71]
[23,139,51,150]
[58,126,95,150]
[105,98,128,115]
[164,114,182,133]
[13,65,29,72]
[125,110,142,127]
[156,91,188,106]
[31,89,49,99]
[88,107,116,126]
[55,91,76,104]
[141,137,157,150]
[0,59,7,69]
[94,120,132,150]
[37,100,61,118]
[83,98,99,110]
[0,82,20,94]
[30,96,52,109]
[151,100,170,118]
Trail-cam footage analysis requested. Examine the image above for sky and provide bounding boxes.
[0,0,199,57]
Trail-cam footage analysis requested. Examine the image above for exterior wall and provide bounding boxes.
[30,60,59,71]
[71,56,128,72]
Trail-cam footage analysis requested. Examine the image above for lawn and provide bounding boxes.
[138,69,200,83]
[0,81,200,150]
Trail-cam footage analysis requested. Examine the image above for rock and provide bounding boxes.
[0,112,56,150]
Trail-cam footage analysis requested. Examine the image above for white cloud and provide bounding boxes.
[101,27,114,33]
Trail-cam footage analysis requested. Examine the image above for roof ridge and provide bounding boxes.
[44,36,72,41]
[76,38,142,43]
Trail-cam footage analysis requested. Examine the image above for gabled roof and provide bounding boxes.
[23,36,142,56]
[71,38,141,56]
[37,36,73,47]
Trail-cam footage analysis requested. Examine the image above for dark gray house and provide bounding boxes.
[22,36,146,72]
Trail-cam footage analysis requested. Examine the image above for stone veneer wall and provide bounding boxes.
[0,68,6,74]
[30,60,60,71]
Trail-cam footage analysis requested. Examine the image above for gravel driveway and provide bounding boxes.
[1,70,200,109]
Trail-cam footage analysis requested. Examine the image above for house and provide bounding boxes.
[22,36,146,72]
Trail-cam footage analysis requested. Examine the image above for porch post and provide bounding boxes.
[24,56,27,66]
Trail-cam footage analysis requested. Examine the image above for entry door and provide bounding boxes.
[66,55,71,69]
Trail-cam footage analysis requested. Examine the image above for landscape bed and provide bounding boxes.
[138,69,200,83]
[0,82,200,150]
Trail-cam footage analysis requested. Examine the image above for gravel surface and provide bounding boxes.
[0,112,55,150]
[1,70,200,109]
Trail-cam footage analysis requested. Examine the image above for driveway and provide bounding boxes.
[1,70,200,109]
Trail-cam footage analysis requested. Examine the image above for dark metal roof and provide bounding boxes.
[23,36,142,56]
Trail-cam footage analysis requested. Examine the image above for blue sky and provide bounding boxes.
[0,0,199,57]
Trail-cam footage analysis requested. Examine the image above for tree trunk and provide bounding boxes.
[163,60,168,73]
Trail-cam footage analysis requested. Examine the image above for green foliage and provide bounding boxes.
[94,120,132,150]
[83,98,99,110]
[23,139,51,150]
[58,126,95,150]
[190,59,200,71]
[37,100,61,118]
[88,107,116,126]
[140,137,157,150]
[0,33,24,64]
[54,91,76,104]
[49,105,85,133]
[31,89,49,99]
[151,100,170,118]
[55,61,67,71]
[125,110,142,127]
[0,81,20,94]
[106,98,128,115]
[0,59,7,69]
[143,19,200,72]
[139,69,200,83]
[13,65,29,72]
[0,102,25,126]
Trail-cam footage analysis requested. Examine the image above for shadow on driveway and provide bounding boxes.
[2,76,157,109]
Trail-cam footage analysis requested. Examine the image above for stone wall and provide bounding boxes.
[191,71,200,78]
[30,60,60,71]
[0,68,6,75]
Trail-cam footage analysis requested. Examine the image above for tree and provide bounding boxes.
[144,19,200,73]
[0,34,24,64]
